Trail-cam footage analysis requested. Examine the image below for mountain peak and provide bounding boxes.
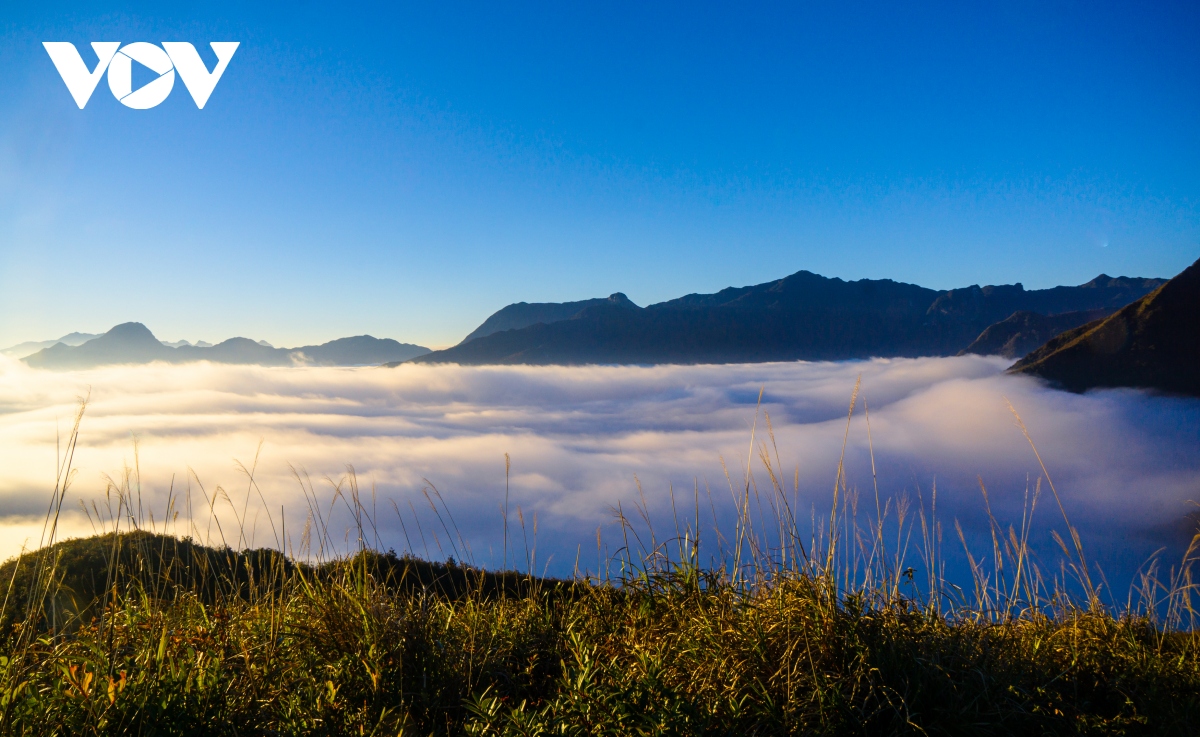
[23,321,170,369]
[460,294,638,344]
[103,322,160,343]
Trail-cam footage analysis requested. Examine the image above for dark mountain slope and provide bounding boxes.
[24,323,430,369]
[959,310,1109,359]
[1010,257,1200,396]
[411,269,1165,366]
[654,270,937,312]
[461,294,636,344]
[926,276,1164,326]
[415,273,941,365]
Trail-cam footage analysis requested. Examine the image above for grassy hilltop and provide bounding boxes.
[2,520,1198,736]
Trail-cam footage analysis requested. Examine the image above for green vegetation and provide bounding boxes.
[2,394,1197,735]
[3,528,1198,736]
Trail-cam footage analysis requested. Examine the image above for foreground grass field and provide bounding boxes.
[2,395,1197,735]
[2,528,1198,736]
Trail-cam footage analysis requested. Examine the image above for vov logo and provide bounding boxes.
[43,42,239,109]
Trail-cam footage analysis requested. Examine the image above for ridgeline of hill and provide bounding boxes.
[21,323,430,369]
[460,294,635,344]
[406,270,1164,365]
[1011,256,1200,397]
[1,332,98,359]
[0,531,556,635]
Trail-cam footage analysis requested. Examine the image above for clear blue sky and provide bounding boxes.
[1,1,1197,348]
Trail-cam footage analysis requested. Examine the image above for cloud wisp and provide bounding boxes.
[1,355,1197,590]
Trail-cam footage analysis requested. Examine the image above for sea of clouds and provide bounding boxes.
[1,354,1197,593]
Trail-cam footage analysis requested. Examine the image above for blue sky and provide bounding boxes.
[1,1,1197,348]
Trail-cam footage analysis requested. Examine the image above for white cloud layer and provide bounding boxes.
[1,355,1197,589]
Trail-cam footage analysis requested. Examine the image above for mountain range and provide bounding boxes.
[405,271,1165,366]
[1,332,99,359]
[1011,256,1200,396]
[20,323,430,370]
[12,266,1180,383]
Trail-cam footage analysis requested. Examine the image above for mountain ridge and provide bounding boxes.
[958,310,1110,359]
[405,269,1166,366]
[460,294,638,344]
[2,332,99,359]
[1009,257,1200,396]
[22,323,431,370]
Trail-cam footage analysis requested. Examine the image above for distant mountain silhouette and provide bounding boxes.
[2,332,99,359]
[26,323,173,368]
[405,269,1165,366]
[461,294,636,343]
[1010,258,1200,396]
[295,335,433,366]
[959,310,1109,359]
[23,323,430,369]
